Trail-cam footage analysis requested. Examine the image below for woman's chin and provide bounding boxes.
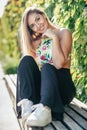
[40,27,48,34]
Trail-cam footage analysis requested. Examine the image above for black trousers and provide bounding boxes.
[16,56,76,119]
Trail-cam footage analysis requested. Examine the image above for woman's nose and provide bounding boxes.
[36,23,40,29]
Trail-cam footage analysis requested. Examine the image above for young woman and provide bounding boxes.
[16,7,76,127]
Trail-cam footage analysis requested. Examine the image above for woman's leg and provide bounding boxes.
[40,63,64,120]
[27,64,75,126]
[40,64,76,120]
[57,68,76,105]
[52,68,76,120]
[16,56,41,118]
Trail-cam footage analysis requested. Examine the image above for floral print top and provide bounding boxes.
[36,39,53,69]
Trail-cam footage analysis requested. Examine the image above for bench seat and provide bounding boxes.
[3,74,87,130]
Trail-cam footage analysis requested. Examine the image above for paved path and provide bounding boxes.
[0,64,20,130]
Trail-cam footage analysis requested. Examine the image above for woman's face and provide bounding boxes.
[27,12,48,34]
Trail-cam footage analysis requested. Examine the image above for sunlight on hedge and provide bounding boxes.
[0,0,87,104]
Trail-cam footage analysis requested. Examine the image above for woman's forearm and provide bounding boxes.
[52,36,66,69]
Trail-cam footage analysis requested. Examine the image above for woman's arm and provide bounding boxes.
[52,28,72,69]
[42,28,72,69]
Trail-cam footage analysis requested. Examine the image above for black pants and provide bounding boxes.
[16,56,76,119]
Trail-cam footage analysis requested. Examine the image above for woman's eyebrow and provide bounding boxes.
[35,15,39,21]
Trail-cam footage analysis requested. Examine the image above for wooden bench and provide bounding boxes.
[3,74,87,130]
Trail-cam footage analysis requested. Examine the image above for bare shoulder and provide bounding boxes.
[58,28,72,39]
[57,28,72,48]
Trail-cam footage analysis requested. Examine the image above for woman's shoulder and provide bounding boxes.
[58,27,71,34]
[57,27,72,39]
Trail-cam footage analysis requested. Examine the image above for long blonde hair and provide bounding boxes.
[21,7,54,56]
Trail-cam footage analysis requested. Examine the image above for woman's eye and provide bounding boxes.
[37,17,40,21]
[30,24,35,29]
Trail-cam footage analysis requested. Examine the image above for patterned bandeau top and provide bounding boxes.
[35,38,53,69]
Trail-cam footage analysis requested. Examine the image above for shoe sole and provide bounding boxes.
[27,118,52,127]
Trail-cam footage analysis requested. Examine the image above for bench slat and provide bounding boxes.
[65,107,87,130]
[4,75,16,98]
[9,74,17,86]
[72,98,87,111]
[44,124,55,130]
[52,121,67,130]
[4,75,16,109]
[28,127,43,130]
[69,103,87,120]
[63,113,83,130]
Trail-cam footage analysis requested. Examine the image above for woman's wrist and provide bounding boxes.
[52,35,59,42]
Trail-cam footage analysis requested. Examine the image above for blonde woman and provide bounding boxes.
[16,7,76,127]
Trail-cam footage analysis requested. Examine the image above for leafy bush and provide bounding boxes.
[1,56,19,74]
[0,0,87,104]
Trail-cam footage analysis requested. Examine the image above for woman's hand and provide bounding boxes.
[42,28,58,40]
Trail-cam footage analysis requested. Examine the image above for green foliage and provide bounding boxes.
[3,60,18,74]
[0,0,87,104]
[1,55,19,74]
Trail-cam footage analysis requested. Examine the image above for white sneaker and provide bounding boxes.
[26,103,52,127]
[17,99,33,121]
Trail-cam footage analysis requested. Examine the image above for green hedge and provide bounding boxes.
[0,0,87,104]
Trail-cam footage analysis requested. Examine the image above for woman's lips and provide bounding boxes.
[40,26,44,31]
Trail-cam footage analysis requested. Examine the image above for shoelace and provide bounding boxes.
[31,103,42,111]
[31,103,44,116]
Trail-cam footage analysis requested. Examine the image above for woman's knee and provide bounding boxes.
[18,56,34,71]
[41,63,55,72]
[20,56,34,64]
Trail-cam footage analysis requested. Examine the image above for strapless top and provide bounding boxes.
[36,39,53,69]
